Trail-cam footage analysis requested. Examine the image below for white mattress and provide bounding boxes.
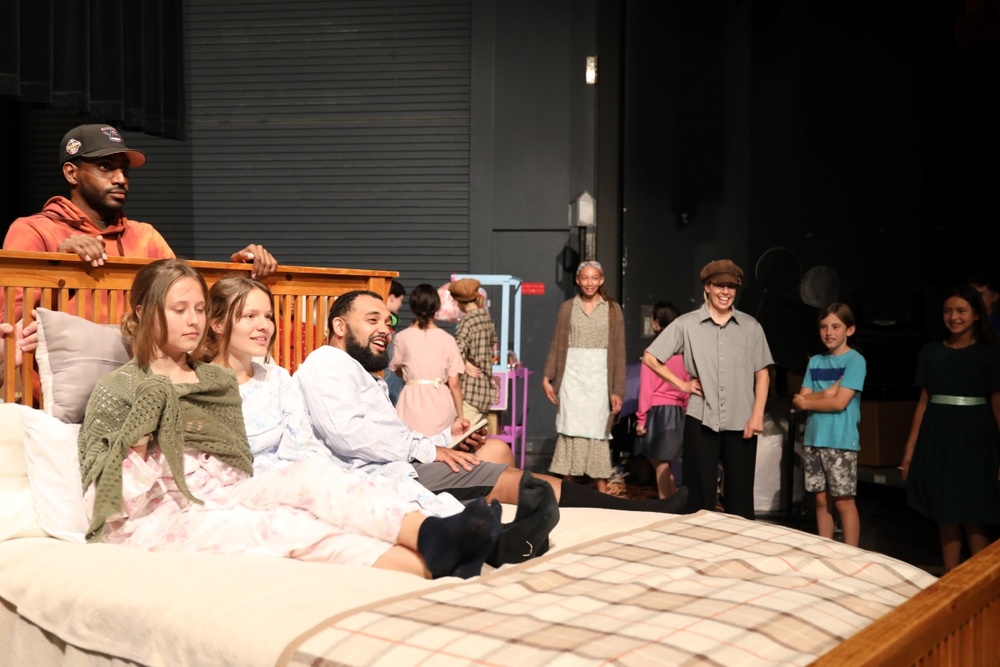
[0,506,670,667]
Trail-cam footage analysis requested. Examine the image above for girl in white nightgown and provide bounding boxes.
[204,276,464,516]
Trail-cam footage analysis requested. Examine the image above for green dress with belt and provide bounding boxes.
[907,341,1000,524]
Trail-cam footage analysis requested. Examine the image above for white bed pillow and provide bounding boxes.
[19,405,88,542]
[34,308,132,424]
[0,404,46,540]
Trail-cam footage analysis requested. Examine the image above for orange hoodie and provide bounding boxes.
[2,196,175,321]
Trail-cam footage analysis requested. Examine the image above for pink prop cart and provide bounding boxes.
[452,274,530,468]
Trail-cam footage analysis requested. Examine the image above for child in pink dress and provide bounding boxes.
[635,302,690,499]
[79,260,500,579]
[391,283,465,435]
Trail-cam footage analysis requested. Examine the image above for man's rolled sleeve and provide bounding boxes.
[409,430,443,463]
[646,321,683,362]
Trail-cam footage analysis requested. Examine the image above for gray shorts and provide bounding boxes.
[413,461,508,501]
[804,446,857,497]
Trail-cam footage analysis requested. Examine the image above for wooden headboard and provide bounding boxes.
[0,249,396,405]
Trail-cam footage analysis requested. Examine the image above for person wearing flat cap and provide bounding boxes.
[642,259,773,520]
[2,123,280,356]
[450,278,498,430]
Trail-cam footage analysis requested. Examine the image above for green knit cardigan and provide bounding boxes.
[78,359,253,542]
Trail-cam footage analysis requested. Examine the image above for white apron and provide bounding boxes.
[555,347,610,439]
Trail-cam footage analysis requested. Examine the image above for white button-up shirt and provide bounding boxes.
[294,346,451,478]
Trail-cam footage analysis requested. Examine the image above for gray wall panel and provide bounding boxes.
[184,0,473,287]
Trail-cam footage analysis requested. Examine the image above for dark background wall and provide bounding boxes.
[621,0,750,359]
[620,0,998,402]
[470,0,600,448]
[2,0,997,463]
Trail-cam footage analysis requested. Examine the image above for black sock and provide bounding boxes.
[452,500,503,579]
[486,471,560,567]
[558,480,689,514]
[417,497,501,579]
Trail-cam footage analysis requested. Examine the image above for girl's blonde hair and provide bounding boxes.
[121,259,209,368]
[199,275,275,365]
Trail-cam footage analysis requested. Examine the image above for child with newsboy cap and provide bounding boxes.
[449,279,498,430]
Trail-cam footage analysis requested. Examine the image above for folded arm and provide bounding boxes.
[792,380,856,412]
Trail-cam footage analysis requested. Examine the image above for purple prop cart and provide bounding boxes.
[452,273,529,466]
[490,367,532,469]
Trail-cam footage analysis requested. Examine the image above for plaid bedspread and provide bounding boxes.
[279,511,936,666]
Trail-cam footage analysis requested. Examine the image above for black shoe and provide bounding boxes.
[487,472,560,566]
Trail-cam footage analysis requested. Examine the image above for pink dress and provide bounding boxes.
[391,326,464,435]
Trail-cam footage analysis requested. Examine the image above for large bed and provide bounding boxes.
[2,251,1000,666]
[0,505,947,667]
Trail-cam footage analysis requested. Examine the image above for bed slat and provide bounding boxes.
[0,250,396,409]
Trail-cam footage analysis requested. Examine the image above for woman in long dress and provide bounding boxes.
[901,284,1000,572]
[542,261,626,494]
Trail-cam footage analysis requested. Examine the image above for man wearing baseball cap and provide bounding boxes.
[641,259,773,520]
[6,123,277,274]
[2,124,279,362]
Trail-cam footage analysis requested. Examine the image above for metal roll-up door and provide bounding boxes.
[184,0,473,286]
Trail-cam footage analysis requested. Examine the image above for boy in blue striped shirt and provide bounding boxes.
[792,304,867,546]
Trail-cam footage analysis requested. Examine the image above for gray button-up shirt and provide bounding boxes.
[647,304,773,433]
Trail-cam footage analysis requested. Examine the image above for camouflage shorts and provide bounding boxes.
[803,446,857,497]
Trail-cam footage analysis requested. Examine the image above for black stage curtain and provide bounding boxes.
[0,0,184,139]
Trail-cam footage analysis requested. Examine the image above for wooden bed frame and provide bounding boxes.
[2,249,999,665]
[816,536,1000,665]
[0,249,396,405]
